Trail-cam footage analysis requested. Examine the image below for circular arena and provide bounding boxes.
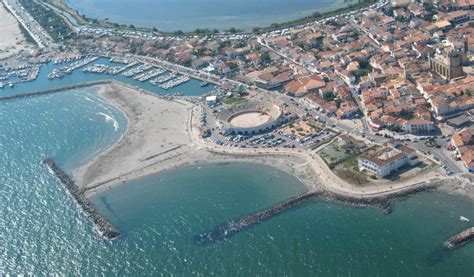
[216,101,284,135]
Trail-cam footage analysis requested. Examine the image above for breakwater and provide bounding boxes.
[193,191,318,245]
[43,158,120,240]
[445,227,474,249]
[0,80,112,101]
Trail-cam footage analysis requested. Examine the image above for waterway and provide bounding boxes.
[1,79,473,275]
[64,0,350,31]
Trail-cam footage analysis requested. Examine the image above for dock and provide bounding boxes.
[193,191,318,245]
[43,158,120,240]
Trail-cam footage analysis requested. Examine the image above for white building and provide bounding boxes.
[402,118,435,134]
[358,141,418,177]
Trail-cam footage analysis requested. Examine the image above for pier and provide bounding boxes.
[193,191,318,245]
[43,158,120,240]
[445,227,474,249]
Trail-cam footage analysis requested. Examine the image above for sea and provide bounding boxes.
[64,0,350,31]
[1,83,473,275]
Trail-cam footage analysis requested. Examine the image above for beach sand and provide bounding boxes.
[0,3,32,59]
[76,82,471,200]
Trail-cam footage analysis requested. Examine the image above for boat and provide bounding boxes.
[460,216,470,222]
[200,81,209,87]
[0,82,4,89]
[8,83,14,88]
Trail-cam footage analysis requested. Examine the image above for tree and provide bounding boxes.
[228,27,237,33]
[261,52,272,64]
[129,24,135,29]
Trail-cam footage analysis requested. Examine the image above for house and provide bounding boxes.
[338,134,366,149]
[284,74,325,97]
[451,128,474,171]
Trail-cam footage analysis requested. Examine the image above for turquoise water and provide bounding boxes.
[0,57,214,98]
[65,0,349,31]
[1,87,474,275]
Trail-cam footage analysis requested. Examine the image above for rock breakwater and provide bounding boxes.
[43,158,120,240]
[193,192,318,245]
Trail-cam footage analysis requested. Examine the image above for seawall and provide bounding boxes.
[193,191,318,245]
[43,158,120,240]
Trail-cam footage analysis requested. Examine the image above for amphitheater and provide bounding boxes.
[216,101,285,135]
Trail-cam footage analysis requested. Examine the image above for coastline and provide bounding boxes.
[72,83,473,203]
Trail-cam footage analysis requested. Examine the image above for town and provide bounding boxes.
[1,0,473,190]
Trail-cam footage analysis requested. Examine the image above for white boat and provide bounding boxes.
[460,216,470,222]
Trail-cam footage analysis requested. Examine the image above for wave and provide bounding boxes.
[97,112,119,131]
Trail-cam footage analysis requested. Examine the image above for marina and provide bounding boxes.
[0,56,215,98]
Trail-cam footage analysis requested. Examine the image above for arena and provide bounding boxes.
[216,101,286,135]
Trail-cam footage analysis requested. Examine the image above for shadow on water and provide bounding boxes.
[426,244,453,266]
[193,192,318,245]
[99,196,119,219]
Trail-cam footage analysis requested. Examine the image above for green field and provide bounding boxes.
[224,97,248,105]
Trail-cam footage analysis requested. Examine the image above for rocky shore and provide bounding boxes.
[318,180,443,214]
[43,158,120,240]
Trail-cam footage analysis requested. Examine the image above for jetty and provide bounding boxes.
[0,80,111,101]
[193,191,318,245]
[43,158,120,240]
[445,227,474,249]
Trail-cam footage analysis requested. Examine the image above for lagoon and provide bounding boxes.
[64,0,350,31]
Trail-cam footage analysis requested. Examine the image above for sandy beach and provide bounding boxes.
[0,3,31,60]
[75,82,472,200]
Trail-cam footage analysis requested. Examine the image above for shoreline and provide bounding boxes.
[71,82,473,203]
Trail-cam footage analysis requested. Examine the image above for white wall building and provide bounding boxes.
[358,142,418,177]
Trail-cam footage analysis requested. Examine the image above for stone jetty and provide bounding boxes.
[43,158,120,240]
[0,80,111,101]
[445,227,474,249]
[193,192,318,245]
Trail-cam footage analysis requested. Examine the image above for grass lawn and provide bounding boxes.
[334,155,370,186]
[224,97,248,105]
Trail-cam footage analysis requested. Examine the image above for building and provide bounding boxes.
[358,141,418,177]
[429,48,465,80]
[403,118,435,134]
[450,128,474,171]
